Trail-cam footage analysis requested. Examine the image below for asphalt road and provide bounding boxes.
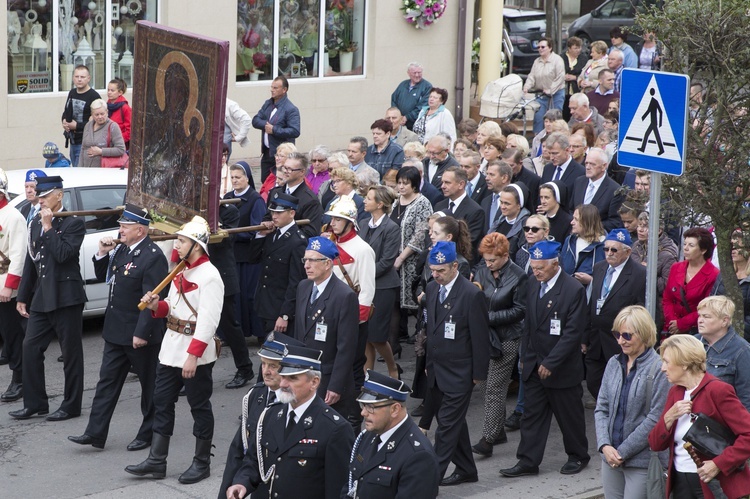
[0,317,605,498]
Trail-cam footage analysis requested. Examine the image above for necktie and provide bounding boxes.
[267,391,276,406]
[466,182,473,197]
[27,205,37,224]
[370,435,382,458]
[489,193,499,231]
[539,281,548,298]
[584,182,596,204]
[273,231,280,243]
[448,201,456,214]
[285,411,297,439]
[439,285,447,303]
[602,266,616,298]
[285,187,291,195]
[310,285,319,304]
[553,166,563,180]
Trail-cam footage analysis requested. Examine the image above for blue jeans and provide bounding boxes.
[69,144,82,167]
[532,88,565,135]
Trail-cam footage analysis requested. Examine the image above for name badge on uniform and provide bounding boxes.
[315,319,328,342]
[550,313,561,336]
[596,298,605,315]
[444,316,456,340]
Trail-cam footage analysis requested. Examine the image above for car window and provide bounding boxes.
[77,186,126,233]
[599,0,635,18]
[506,15,546,33]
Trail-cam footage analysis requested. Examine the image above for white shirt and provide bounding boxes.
[286,395,315,427]
[286,181,303,195]
[441,271,460,297]
[553,156,573,178]
[585,174,607,202]
[467,174,481,194]
[313,272,334,298]
[376,413,410,451]
[257,220,296,240]
[603,258,628,294]
[673,388,698,472]
[541,267,562,295]
[448,192,468,212]
[368,213,386,229]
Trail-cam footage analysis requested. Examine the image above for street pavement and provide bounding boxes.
[0,317,605,498]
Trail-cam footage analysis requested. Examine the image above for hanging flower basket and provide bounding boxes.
[401,0,448,29]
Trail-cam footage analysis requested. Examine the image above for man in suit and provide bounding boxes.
[570,148,624,230]
[424,242,490,485]
[460,151,491,205]
[500,240,590,477]
[264,152,322,238]
[252,75,301,182]
[250,193,307,335]
[435,167,486,261]
[584,229,645,399]
[218,332,304,499]
[540,132,585,193]
[347,137,381,191]
[481,160,514,233]
[0,169,27,402]
[386,106,419,148]
[403,158,442,207]
[227,345,354,499]
[67,204,168,450]
[423,135,459,189]
[11,176,87,422]
[19,169,45,225]
[345,370,439,498]
[294,237,359,420]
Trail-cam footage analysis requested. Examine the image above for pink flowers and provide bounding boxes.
[401,0,447,29]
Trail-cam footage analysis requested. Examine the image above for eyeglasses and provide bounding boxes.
[523,226,543,233]
[603,247,620,253]
[612,331,634,341]
[359,402,395,414]
[311,158,327,163]
[301,257,329,264]
[282,166,304,173]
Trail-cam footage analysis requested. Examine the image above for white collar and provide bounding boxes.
[287,395,316,426]
[541,266,562,291]
[376,413,410,451]
[369,213,386,229]
[449,192,467,209]
[314,272,334,297]
[277,220,296,236]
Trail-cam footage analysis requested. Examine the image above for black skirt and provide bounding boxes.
[367,287,399,343]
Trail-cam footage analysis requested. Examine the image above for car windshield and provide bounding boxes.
[507,16,546,32]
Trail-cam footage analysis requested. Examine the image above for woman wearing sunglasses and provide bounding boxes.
[515,214,551,274]
[595,305,669,499]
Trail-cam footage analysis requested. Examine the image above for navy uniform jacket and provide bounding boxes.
[522,269,587,388]
[219,382,273,499]
[233,396,354,499]
[18,212,87,312]
[93,236,168,345]
[248,224,307,322]
[265,184,322,239]
[343,417,439,499]
[585,258,646,361]
[209,204,241,297]
[425,274,490,392]
[294,277,359,397]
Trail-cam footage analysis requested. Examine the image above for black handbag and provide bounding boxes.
[683,412,736,458]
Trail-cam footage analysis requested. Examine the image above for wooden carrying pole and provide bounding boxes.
[137,260,186,311]
[115,219,310,244]
[54,198,241,218]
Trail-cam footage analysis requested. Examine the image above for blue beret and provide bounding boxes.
[529,240,561,260]
[357,370,411,403]
[429,241,457,265]
[604,228,632,247]
[307,236,339,260]
[279,344,323,375]
[26,169,46,183]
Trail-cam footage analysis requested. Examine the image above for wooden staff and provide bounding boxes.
[114,220,311,244]
[55,198,241,218]
[137,260,186,311]
[683,442,728,499]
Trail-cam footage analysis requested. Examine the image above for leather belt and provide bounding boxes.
[166,315,196,336]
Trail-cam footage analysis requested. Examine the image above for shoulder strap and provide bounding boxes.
[336,258,358,293]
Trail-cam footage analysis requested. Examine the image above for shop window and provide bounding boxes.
[7,0,157,95]
[236,0,365,83]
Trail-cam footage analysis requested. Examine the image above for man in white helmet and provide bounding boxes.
[0,169,27,402]
[127,215,224,485]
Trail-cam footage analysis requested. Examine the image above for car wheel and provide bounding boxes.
[577,33,592,57]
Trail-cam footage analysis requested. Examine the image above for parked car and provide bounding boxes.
[503,7,549,75]
[566,0,664,53]
[7,167,128,317]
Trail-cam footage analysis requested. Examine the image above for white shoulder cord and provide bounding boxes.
[256,405,276,484]
[241,389,251,452]
[346,429,367,498]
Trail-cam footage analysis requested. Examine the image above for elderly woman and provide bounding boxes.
[515,214,551,274]
[595,305,670,499]
[505,133,535,173]
[578,40,610,93]
[477,120,502,151]
[305,145,331,196]
[471,233,528,456]
[402,141,427,162]
[537,181,572,244]
[561,204,606,288]
[360,185,402,379]
[321,167,366,226]
[413,87,457,147]
[482,134,507,165]
[648,335,750,499]
[663,227,719,337]
[80,99,126,168]
[259,142,296,201]
[495,183,531,261]
[452,138,475,158]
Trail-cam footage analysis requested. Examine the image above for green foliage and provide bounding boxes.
[637,0,750,332]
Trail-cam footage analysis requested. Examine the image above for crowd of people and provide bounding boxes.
[0,36,748,498]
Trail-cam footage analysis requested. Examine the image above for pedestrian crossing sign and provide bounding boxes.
[617,69,689,176]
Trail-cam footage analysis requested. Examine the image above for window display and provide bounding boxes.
[6,0,157,95]
[236,0,365,82]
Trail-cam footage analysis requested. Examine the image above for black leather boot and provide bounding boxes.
[124,433,169,478]
[177,437,213,484]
